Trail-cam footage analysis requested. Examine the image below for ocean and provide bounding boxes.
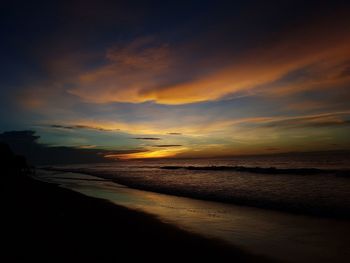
[36,154,350,262]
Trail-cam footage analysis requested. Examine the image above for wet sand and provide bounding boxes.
[2,171,273,262]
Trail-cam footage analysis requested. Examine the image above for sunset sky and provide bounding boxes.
[1,0,350,159]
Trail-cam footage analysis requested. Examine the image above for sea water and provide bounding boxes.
[37,154,350,262]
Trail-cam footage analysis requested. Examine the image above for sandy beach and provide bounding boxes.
[2,168,273,262]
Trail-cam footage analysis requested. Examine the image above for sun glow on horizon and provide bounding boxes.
[105,146,188,159]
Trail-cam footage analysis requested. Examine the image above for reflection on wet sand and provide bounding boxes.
[37,170,350,263]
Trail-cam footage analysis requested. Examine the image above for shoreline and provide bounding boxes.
[2,170,273,262]
[43,167,350,219]
[37,169,350,263]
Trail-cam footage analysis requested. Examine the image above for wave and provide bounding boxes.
[160,165,350,176]
[41,167,350,219]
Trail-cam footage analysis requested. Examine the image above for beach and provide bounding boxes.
[2,169,272,262]
[36,167,350,263]
[2,144,350,262]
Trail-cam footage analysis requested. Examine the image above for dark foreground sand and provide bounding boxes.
[2,169,274,263]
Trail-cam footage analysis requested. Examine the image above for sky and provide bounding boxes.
[1,0,350,159]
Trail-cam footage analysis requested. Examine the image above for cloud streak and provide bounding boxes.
[132,137,161,140]
[153,144,182,148]
[48,124,120,132]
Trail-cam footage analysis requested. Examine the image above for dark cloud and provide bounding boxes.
[103,149,148,155]
[153,145,182,148]
[167,132,182,135]
[260,114,350,129]
[49,124,119,132]
[132,137,161,140]
[303,120,350,128]
[265,147,281,151]
[50,125,74,129]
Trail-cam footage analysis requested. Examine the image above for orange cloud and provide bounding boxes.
[67,37,174,103]
[18,11,350,109]
[59,14,350,105]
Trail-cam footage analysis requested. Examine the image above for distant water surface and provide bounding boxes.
[47,154,350,217]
